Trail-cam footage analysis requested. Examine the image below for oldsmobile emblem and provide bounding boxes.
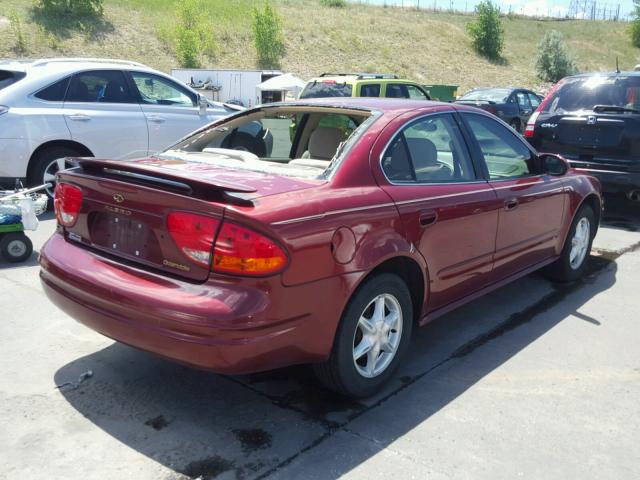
[587,115,596,125]
[113,193,125,203]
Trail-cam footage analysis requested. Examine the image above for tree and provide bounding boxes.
[631,1,640,48]
[252,2,286,68]
[535,30,577,82]
[466,1,504,60]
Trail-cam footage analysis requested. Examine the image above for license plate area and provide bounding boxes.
[89,212,161,261]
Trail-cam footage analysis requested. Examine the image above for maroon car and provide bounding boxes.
[40,99,602,397]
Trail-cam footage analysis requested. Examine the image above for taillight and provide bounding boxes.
[212,221,287,276]
[167,212,219,268]
[524,111,540,138]
[485,105,498,115]
[54,183,83,227]
[525,80,564,139]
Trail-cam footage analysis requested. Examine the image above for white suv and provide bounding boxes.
[0,58,238,196]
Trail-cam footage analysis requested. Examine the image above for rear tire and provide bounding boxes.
[28,146,84,199]
[0,232,33,263]
[544,205,595,282]
[509,118,521,133]
[313,273,413,398]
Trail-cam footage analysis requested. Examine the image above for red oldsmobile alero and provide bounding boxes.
[40,98,602,397]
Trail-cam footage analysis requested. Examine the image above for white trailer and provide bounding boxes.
[170,68,282,108]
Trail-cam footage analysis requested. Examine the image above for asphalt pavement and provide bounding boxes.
[1,196,639,480]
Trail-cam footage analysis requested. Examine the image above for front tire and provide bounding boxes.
[545,204,595,282]
[313,273,413,398]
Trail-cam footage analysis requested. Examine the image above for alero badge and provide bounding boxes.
[113,193,125,203]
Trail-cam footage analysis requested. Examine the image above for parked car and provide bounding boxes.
[456,87,542,133]
[40,98,602,398]
[525,71,640,201]
[299,73,432,100]
[0,58,240,197]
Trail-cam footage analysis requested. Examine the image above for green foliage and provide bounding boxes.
[36,0,104,17]
[466,1,504,60]
[632,1,640,48]
[320,0,347,6]
[252,1,285,68]
[535,30,577,82]
[173,0,216,68]
[8,11,27,53]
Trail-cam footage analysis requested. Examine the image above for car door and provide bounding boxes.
[461,112,567,280]
[128,71,216,153]
[375,111,500,311]
[62,69,148,159]
[384,83,430,100]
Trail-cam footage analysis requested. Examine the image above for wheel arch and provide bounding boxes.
[27,140,93,180]
[351,254,427,326]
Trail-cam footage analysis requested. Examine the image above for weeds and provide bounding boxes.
[252,1,285,68]
[9,11,27,54]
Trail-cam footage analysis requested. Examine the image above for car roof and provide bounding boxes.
[261,97,452,113]
[0,58,157,76]
[568,70,640,78]
[305,75,421,85]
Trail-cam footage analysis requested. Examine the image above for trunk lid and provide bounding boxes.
[57,157,322,281]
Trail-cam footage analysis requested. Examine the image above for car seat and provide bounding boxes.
[405,137,452,182]
[290,127,345,168]
[100,81,128,103]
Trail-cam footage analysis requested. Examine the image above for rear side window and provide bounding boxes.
[34,77,70,101]
[67,70,132,103]
[360,84,380,97]
[299,81,353,99]
[516,92,531,110]
[0,70,26,91]
[382,114,475,183]
[543,75,640,113]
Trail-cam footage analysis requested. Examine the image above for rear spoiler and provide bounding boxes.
[73,158,257,194]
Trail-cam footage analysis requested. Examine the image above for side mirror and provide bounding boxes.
[198,94,208,116]
[539,153,569,176]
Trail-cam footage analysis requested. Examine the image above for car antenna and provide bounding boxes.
[616,56,620,74]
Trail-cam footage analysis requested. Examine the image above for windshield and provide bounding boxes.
[543,75,640,114]
[162,106,372,179]
[0,70,26,91]
[299,81,353,99]
[460,89,511,103]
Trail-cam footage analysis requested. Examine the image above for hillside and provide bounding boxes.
[1,0,639,92]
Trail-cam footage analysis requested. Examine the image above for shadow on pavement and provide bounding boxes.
[54,255,618,480]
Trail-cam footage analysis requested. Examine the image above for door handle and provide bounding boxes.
[67,113,91,121]
[419,211,438,227]
[147,115,166,123]
[504,198,519,211]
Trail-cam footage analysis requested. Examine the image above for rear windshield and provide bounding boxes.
[162,106,374,179]
[460,89,510,103]
[543,75,640,113]
[0,70,26,91]
[299,81,353,99]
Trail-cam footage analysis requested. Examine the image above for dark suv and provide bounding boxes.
[525,72,640,200]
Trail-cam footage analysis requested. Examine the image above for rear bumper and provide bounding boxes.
[40,232,351,374]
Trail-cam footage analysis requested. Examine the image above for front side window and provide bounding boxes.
[66,70,132,103]
[463,113,534,180]
[528,93,541,109]
[131,72,195,106]
[360,84,381,97]
[406,85,429,100]
[382,114,475,183]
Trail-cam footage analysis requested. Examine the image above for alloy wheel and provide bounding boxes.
[352,293,403,379]
[569,217,590,270]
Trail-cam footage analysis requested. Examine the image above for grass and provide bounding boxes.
[0,0,639,92]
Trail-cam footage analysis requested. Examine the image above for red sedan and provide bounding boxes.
[40,99,602,397]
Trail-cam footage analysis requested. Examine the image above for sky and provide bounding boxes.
[355,0,637,19]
